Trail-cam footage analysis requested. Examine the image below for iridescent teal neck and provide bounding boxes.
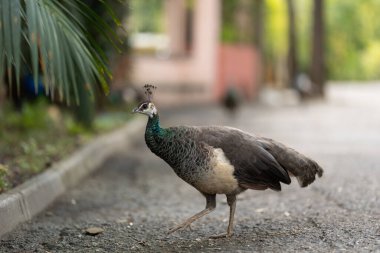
[146,113,164,136]
[145,113,168,152]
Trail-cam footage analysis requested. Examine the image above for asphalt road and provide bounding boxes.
[1,84,380,252]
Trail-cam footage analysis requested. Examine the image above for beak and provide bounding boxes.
[132,107,139,113]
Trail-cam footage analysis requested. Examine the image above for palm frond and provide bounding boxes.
[0,0,120,104]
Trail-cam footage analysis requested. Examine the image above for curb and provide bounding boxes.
[0,117,146,238]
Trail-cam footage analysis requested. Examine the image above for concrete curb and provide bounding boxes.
[0,117,146,238]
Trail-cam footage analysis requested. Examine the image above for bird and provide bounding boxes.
[221,86,240,116]
[133,85,323,238]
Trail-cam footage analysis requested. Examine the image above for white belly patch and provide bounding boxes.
[195,148,239,194]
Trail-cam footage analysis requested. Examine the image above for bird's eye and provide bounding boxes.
[142,104,148,109]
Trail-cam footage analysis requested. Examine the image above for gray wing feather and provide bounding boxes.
[196,126,291,191]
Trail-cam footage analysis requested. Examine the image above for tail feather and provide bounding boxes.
[293,159,323,187]
[259,138,324,188]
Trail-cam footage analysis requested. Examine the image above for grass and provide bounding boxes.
[0,164,8,190]
[0,99,133,194]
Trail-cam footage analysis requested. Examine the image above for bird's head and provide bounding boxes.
[132,84,158,118]
[132,101,157,118]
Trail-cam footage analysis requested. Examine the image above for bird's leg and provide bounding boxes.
[168,194,216,234]
[210,194,236,239]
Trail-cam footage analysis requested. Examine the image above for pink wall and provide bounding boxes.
[216,45,260,100]
[131,0,221,105]
[130,1,260,106]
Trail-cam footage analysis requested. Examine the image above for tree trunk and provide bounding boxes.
[286,0,298,91]
[310,0,325,97]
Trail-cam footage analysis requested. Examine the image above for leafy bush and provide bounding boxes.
[0,164,8,192]
[0,99,132,193]
[0,99,52,130]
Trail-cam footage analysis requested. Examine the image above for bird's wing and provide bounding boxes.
[196,126,291,191]
[257,137,323,187]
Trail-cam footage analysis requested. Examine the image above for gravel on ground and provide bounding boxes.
[1,84,379,252]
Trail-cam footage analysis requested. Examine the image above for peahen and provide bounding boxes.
[133,85,323,238]
[222,86,240,115]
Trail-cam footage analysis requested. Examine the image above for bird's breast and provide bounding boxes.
[194,148,239,195]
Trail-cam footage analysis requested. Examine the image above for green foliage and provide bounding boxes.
[129,0,164,33]
[0,164,8,192]
[293,0,312,73]
[220,0,256,44]
[325,0,380,80]
[263,0,380,80]
[361,42,380,79]
[84,0,129,55]
[0,97,133,193]
[65,117,91,135]
[221,0,288,58]
[220,0,240,43]
[264,0,288,59]
[17,138,48,173]
[0,100,51,130]
[293,0,380,79]
[0,102,78,191]
[0,0,121,104]
[94,112,132,132]
[13,137,75,174]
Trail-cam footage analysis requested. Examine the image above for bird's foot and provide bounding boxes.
[209,232,233,239]
[167,222,193,234]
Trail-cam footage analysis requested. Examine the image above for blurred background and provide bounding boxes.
[1,0,380,192]
[127,0,380,105]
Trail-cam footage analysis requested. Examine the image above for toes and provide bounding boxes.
[209,232,233,239]
[209,234,225,239]
[167,226,180,234]
[167,223,191,234]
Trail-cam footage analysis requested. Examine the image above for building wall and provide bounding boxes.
[130,0,221,106]
[216,45,260,100]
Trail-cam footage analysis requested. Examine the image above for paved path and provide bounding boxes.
[1,84,380,252]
